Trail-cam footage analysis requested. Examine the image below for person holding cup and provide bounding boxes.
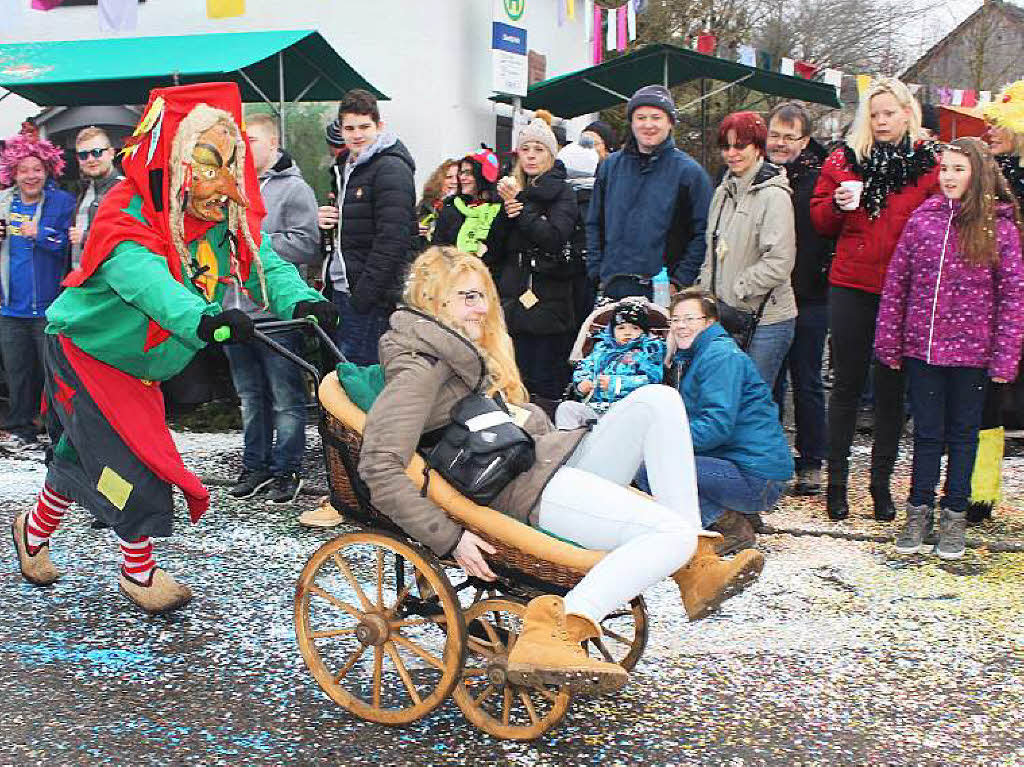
[810,77,939,522]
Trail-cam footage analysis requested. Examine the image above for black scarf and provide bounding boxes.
[995,153,1024,209]
[784,146,823,188]
[843,137,937,219]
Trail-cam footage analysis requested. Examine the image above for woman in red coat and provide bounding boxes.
[810,77,939,521]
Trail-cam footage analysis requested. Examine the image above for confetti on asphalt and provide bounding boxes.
[2,427,1022,765]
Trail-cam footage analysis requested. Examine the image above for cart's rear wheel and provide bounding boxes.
[453,599,571,740]
[583,596,648,671]
[295,531,466,725]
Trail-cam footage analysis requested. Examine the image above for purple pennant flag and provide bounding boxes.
[31,0,66,9]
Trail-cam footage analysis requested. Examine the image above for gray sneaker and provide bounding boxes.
[895,504,934,554]
[935,508,967,560]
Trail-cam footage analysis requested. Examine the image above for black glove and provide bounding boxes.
[197,309,255,344]
[292,300,339,331]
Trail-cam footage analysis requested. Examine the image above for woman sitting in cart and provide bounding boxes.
[358,246,765,693]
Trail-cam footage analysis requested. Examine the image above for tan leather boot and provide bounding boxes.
[565,613,601,644]
[119,568,193,616]
[507,595,628,695]
[12,511,61,586]
[673,537,764,621]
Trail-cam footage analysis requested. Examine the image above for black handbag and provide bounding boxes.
[710,217,773,352]
[423,392,536,506]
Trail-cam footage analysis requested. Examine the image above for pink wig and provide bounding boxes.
[0,134,66,186]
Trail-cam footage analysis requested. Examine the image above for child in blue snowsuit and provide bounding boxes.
[555,299,666,429]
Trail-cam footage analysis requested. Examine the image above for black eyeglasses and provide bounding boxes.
[76,147,111,160]
[719,142,752,151]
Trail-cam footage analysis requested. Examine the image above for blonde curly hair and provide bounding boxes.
[403,246,528,404]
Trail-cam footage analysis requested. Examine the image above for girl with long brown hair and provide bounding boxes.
[874,138,1024,559]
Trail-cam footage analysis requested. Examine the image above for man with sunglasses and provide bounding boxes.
[69,127,123,269]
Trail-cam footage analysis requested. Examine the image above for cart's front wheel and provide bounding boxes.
[453,598,571,740]
[583,596,648,671]
[295,531,466,725]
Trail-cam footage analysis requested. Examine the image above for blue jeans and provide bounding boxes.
[224,330,307,476]
[332,292,392,366]
[905,358,987,513]
[773,302,828,469]
[695,456,786,528]
[0,315,47,439]
[746,318,795,387]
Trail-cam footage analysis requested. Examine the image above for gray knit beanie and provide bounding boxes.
[627,84,678,123]
[517,117,559,159]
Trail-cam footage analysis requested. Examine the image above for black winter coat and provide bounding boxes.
[329,135,417,313]
[785,140,834,303]
[484,161,578,336]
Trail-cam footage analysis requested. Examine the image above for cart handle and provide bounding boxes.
[249,317,347,383]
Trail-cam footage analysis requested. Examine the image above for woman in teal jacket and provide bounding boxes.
[666,288,793,552]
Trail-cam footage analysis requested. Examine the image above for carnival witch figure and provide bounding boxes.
[11,82,337,615]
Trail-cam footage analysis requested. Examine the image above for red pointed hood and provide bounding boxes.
[66,81,266,290]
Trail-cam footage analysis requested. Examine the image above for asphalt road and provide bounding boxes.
[2,441,1023,767]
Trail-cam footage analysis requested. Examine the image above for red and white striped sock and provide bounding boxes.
[118,535,156,584]
[26,484,72,549]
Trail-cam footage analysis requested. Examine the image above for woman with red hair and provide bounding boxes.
[696,111,797,389]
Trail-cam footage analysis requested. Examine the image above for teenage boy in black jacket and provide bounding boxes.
[317,89,417,365]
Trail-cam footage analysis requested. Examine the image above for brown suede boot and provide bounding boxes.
[673,537,764,621]
[11,512,61,586]
[118,568,193,616]
[507,596,628,695]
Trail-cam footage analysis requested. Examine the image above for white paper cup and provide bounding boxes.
[839,180,864,211]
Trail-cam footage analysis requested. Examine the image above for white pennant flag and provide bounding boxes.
[780,58,795,76]
[605,8,616,51]
[627,0,637,40]
[585,0,593,40]
[951,89,964,106]
[737,44,756,67]
[0,0,24,33]
[99,0,139,31]
[979,90,992,105]
[823,68,843,87]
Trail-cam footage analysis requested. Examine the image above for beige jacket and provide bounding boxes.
[697,160,797,325]
[358,307,586,556]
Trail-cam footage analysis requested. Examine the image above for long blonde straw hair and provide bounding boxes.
[403,246,529,404]
[846,77,927,162]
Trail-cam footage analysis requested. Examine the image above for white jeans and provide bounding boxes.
[537,385,701,623]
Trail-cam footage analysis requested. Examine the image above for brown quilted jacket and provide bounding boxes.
[358,307,586,556]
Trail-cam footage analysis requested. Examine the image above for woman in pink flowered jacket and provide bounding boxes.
[875,138,1024,560]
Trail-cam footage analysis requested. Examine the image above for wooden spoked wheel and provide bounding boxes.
[294,531,467,725]
[452,599,571,740]
[583,597,648,671]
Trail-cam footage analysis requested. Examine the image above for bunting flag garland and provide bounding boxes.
[567,0,575,21]
[557,0,565,26]
[938,86,953,105]
[952,89,964,106]
[605,7,616,52]
[592,2,603,64]
[0,0,24,32]
[616,6,627,51]
[585,0,594,40]
[696,33,716,54]
[780,57,795,76]
[757,50,773,70]
[962,90,977,107]
[98,0,138,31]
[737,44,756,67]
[627,0,637,41]
[31,0,65,9]
[794,60,818,79]
[207,0,244,19]
[856,74,872,96]
[980,91,992,105]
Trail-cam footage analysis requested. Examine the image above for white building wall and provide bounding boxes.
[1,0,593,185]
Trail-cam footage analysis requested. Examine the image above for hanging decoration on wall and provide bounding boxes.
[207,0,245,19]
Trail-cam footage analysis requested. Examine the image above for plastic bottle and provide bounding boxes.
[652,267,670,309]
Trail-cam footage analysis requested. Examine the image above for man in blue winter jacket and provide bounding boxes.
[585,84,714,299]
[0,134,75,450]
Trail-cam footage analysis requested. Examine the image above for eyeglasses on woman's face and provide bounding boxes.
[455,289,487,308]
[669,314,708,326]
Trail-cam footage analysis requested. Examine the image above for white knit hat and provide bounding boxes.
[517,117,559,159]
[557,141,599,180]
